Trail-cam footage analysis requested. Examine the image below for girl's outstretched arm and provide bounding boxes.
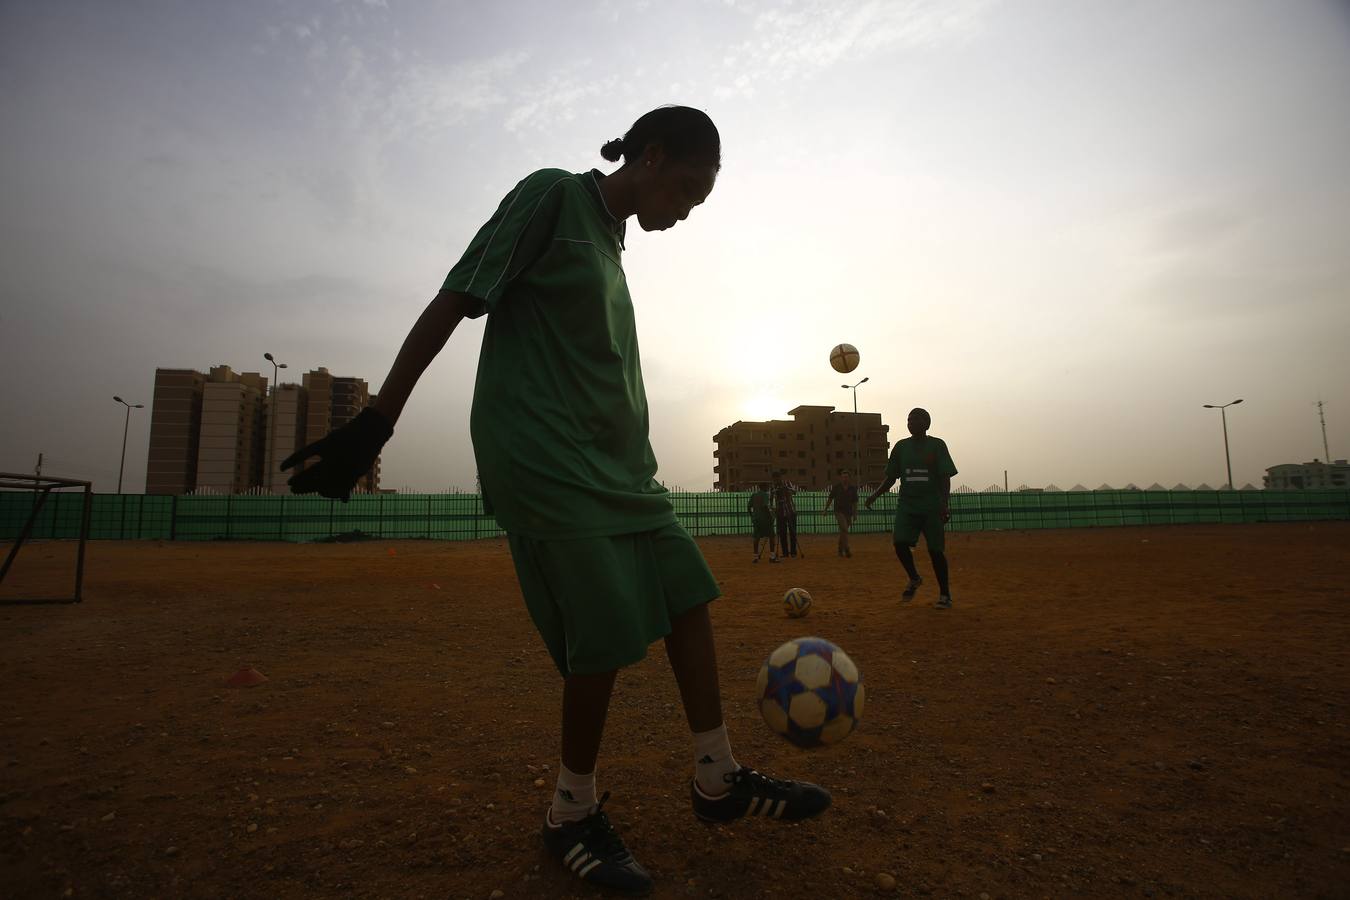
[372,289,479,426]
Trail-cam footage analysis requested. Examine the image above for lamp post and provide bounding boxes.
[1202,398,1243,489]
[113,395,144,494]
[841,376,869,484]
[264,353,288,493]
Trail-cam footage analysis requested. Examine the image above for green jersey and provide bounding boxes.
[884,436,958,512]
[443,169,676,539]
[748,489,772,526]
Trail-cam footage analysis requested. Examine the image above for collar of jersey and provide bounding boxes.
[583,169,627,250]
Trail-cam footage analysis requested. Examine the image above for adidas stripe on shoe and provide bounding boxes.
[541,792,652,896]
[690,767,831,824]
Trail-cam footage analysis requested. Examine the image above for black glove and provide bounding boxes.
[281,408,393,501]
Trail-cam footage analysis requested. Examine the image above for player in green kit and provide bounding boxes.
[865,408,958,608]
[822,468,859,557]
[748,483,778,562]
[281,106,829,896]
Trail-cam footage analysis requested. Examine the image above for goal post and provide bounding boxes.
[0,473,93,604]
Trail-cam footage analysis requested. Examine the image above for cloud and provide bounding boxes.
[593,0,653,22]
[1151,205,1247,256]
[377,51,531,141]
[1138,258,1350,321]
[140,152,182,169]
[505,66,621,133]
[713,0,996,98]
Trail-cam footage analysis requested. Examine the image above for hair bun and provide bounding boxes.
[599,138,625,162]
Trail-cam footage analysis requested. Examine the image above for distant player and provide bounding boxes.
[282,107,829,895]
[749,482,778,562]
[865,408,958,608]
[822,467,858,558]
[772,469,802,558]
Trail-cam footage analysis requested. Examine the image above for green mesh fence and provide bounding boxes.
[2,489,1347,542]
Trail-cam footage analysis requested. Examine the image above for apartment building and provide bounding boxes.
[147,366,268,494]
[195,366,267,494]
[145,368,209,495]
[1264,459,1350,489]
[263,383,309,494]
[713,405,890,491]
[295,368,379,493]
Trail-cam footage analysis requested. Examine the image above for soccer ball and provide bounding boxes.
[756,637,863,748]
[783,587,812,618]
[829,343,860,374]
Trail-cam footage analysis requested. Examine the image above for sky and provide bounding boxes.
[2,0,1348,493]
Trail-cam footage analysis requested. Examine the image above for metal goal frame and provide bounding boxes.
[0,473,92,604]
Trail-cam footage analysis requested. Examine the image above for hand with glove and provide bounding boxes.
[281,408,393,501]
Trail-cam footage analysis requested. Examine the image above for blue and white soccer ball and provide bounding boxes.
[783,587,812,618]
[756,637,863,748]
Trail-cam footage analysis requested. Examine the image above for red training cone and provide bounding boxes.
[226,667,268,687]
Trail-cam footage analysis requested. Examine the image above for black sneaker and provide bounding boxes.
[902,575,923,601]
[541,792,653,896]
[690,767,831,823]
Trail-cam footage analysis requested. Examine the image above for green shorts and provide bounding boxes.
[507,521,720,677]
[893,505,946,553]
[752,515,774,539]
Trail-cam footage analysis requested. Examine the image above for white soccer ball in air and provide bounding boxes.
[830,343,860,374]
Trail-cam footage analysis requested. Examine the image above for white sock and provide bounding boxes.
[548,762,597,825]
[693,723,739,797]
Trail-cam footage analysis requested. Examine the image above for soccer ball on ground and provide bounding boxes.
[829,343,860,374]
[756,637,863,748]
[783,587,812,618]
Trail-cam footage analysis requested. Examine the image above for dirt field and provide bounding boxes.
[1,523,1347,899]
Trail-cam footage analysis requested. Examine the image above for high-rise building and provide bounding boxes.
[146,368,207,495]
[302,367,335,447]
[713,405,890,491]
[195,366,267,494]
[264,383,309,494]
[292,368,380,493]
[148,366,267,494]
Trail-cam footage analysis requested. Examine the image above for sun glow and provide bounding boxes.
[739,391,790,422]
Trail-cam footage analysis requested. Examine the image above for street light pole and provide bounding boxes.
[113,395,144,494]
[264,353,288,493]
[841,377,869,484]
[1202,398,1244,489]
